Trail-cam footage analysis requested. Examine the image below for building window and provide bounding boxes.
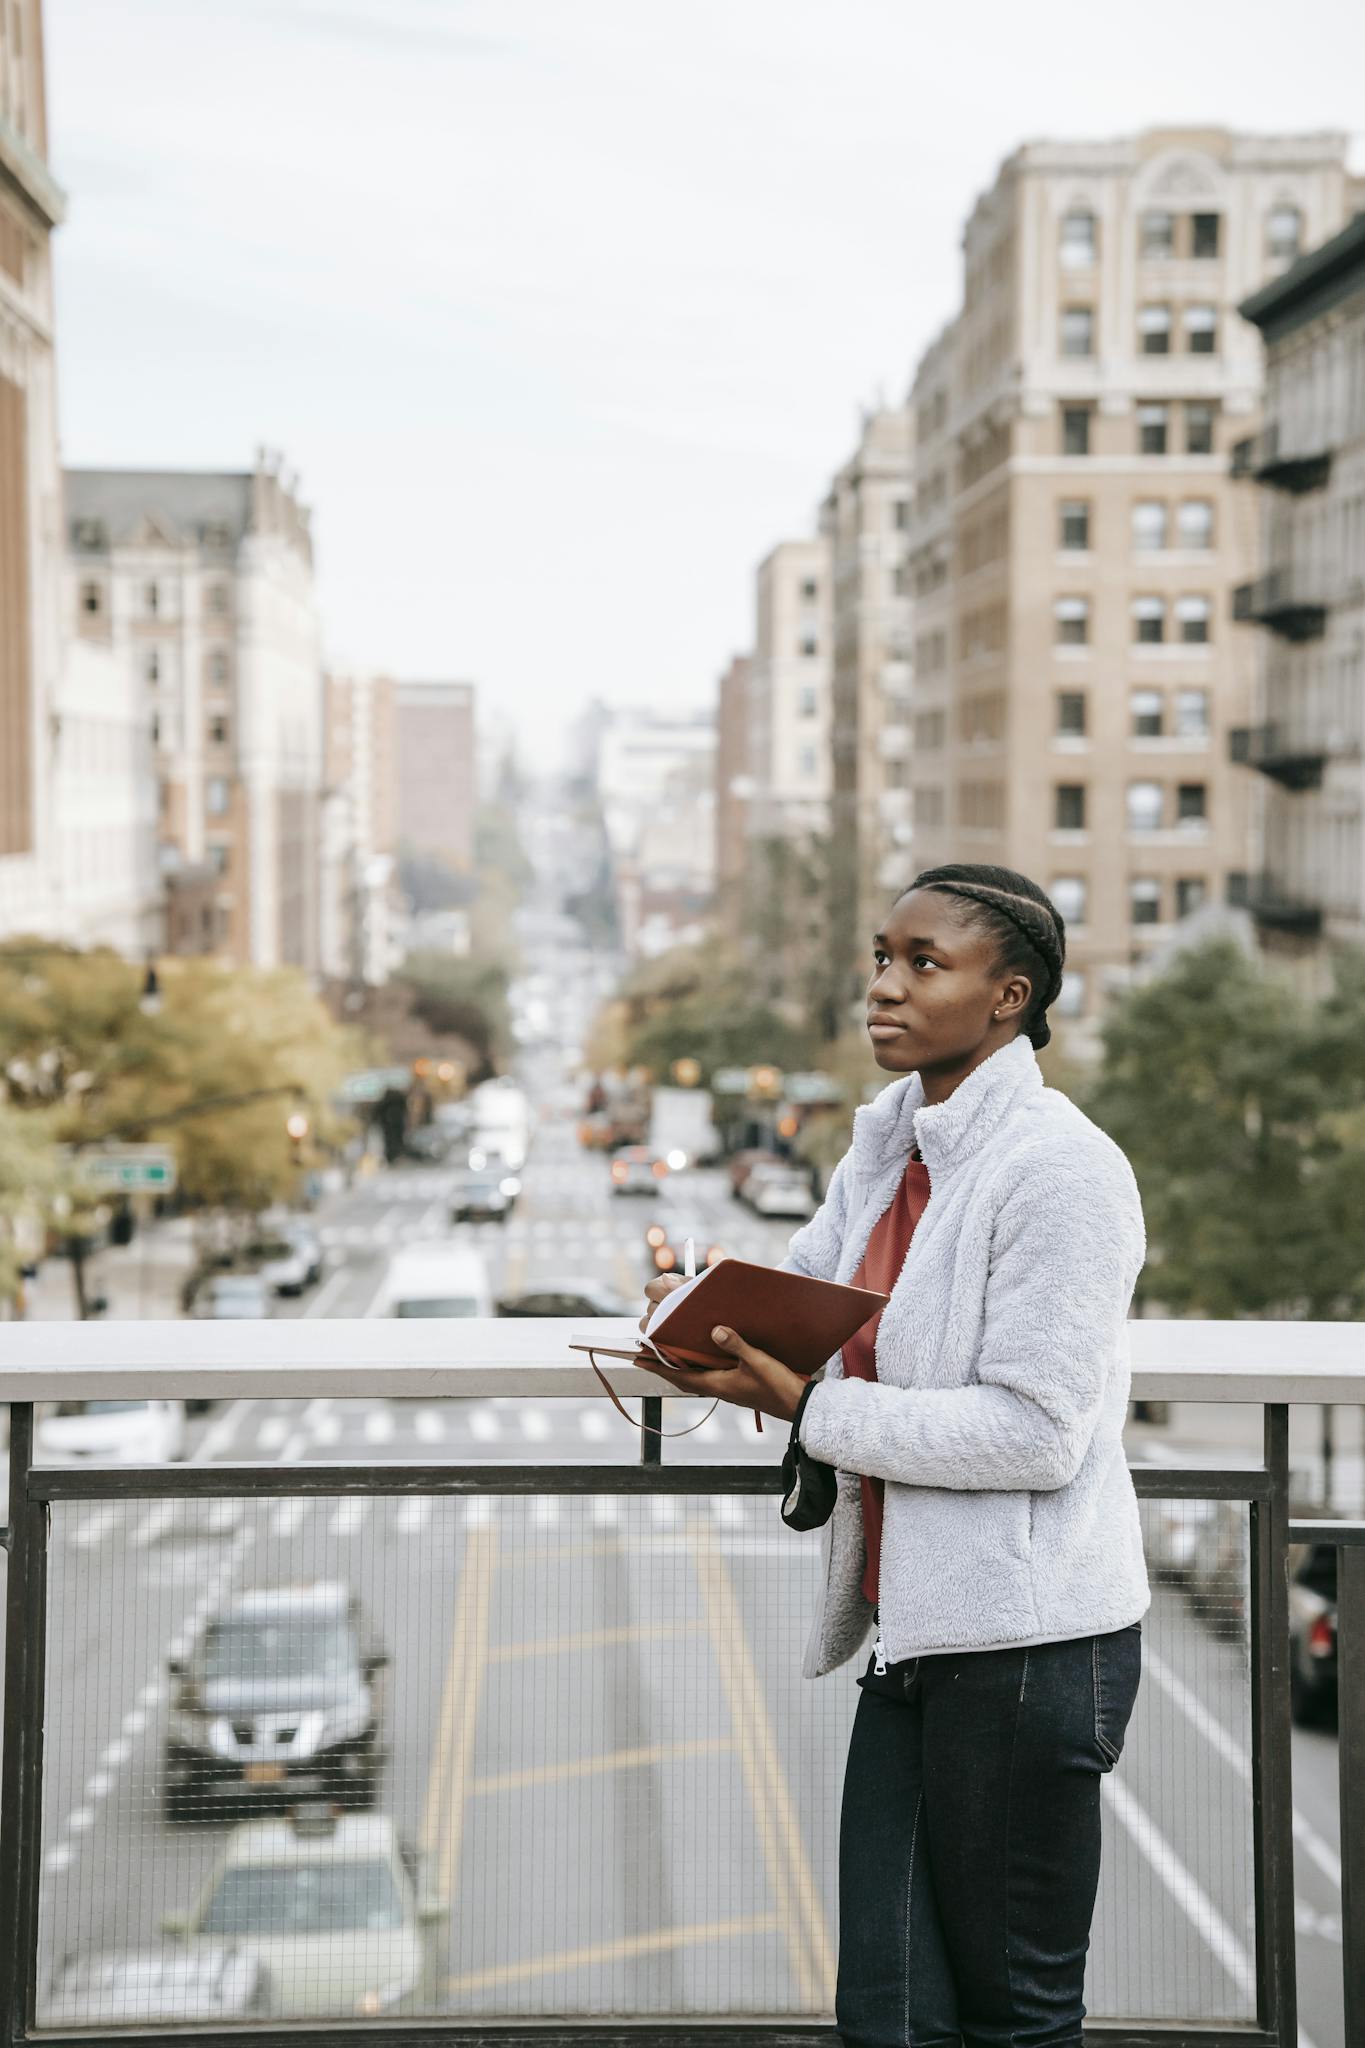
[1127,780,1164,832]
[1174,689,1210,738]
[1176,876,1207,919]
[1132,596,1166,644]
[207,583,230,617]
[1185,402,1215,455]
[892,500,910,531]
[1266,205,1302,263]
[79,581,101,616]
[1130,688,1164,738]
[1185,305,1218,354]
[1059,500,1090,551]
[1177,782,1208,827]
[1132,500,1168,551]
[1050,875,1088,926]
[799,635,818,657]
[1060,209,1096,269]
[1055,691,1087,738]
[1054,784,1087,831]
[1177,499,1215,549]
[206,776,230,817]
[1191,212,1221,260]
[208,649,229,686]
[1054,597,1090,646]
[1055,970,1087,1019]
[1130,877,1162,925]
[1138,304,1171,355]
[799,745,817,780]
[1226,872,1249,907]
[1140,210,1175,260]
[800,577,819,600]
[799,685,818,718]
[145,582,160,617]
[150,714,160,747]
[1061,405,1092,456]
[209,714,230,746]
[1176,594,1211,643]
[207,842,230,876]
[145,651,160,685]
[1137,403,1169,456]
[1060,307,1094,357]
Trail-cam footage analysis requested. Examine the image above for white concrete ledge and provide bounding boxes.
[0,1316,1362,1404]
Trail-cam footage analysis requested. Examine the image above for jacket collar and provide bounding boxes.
[850,1034,1042,1182]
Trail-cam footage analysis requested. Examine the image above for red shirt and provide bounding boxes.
[841,1155,932,1604]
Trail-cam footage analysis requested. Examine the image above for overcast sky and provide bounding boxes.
[47,0,1365,765]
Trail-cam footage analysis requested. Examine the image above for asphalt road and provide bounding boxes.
[22,1128,1350,2041]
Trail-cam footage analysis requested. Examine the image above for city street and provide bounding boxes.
[20,1120,1349,2041]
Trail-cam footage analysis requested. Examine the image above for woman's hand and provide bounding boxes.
[639,1272,686,1333]
[637,1325,806,1425]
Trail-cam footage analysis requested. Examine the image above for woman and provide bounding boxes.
[641,862,1148,2048]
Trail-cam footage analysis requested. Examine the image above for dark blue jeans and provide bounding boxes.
[837,1623,1142,2048]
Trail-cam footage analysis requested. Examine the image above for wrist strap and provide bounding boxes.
[584,1349,722,1439]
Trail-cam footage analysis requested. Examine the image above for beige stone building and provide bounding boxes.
[1231,212,1365,956]
[906,130,1362,1032]
[748,538,831,841]
[713,653,754,924]
[65,455,324,967]
[394,681,476,880]
[322,671,400,986]
[822,406,914,996]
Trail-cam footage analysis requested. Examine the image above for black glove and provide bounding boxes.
[780,1377,837,1531]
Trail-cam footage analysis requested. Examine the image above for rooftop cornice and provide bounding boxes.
[0,112,65,228]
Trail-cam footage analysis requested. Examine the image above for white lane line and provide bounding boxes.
[193,1397,251,1463]
[415,1410,445,1444]
[1143,1646,1342,1890]
[84,1772,112,1801]
[271,1500,310,1538]
[364,1407,396,1444]
[71,1504,119,1550]
[100,1739,132,1769]
[258,1416,290,1451]
[304,1266,352,1318]
[44,1846,72,1875]
[66,1808,94,1833]
[469,1410,501,1443]
[329,1498,371,1537]
[396,1497,432,1534]
[122,1709,146,1737]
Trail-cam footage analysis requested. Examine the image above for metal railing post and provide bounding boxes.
[0,1404,50,2048]
[1339,1542,1365,2048]
[641,1394,663,1466]
[1249,1403,1298,2044]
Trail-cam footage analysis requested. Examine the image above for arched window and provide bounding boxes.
[1267,205,1302,264]
[1060,209,1096,270]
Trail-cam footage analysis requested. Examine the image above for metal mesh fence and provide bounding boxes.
[31,1485,1255,2028]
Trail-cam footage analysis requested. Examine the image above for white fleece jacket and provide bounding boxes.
[786,1034,1150,1677]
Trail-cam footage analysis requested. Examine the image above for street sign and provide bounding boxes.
[711,1067,750,1095]
[337,1067,412,1104]
[78,1146,178,1194]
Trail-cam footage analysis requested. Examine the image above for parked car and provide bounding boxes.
[249,1237,313,1298]
[497,1278,636,1318]
[36,1399,186,1466]
[402,1125,450,1164]
[449,1168,520,1224]
[370,1243,493,1320]
[744,1162,815,1221]
[44,1946,273,2026]
[1137,1496,1216,1584]
[1288,1539,1338,1726]
[161,1811,445,2018]
[193,1273,272,1321]
[1185,1499,1249,1641]
[610,1147,668,1196]
[727,1148,783,1199]
[163,1583,387,1821]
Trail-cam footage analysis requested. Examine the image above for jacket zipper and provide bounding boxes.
[873,1611,887,1676]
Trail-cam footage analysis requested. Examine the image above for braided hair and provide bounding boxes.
[902,863,1067,1050]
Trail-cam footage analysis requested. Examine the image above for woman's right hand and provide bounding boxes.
[639,1272,687,1333]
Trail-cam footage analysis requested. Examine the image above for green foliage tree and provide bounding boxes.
[399,950,511,1072]
[611,940,819,1083]
[1085,939,1365,1318]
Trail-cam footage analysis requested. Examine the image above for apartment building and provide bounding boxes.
[748,538,831,841]
[394,681,476,879]
[713,653,754,919]
[821,406,913,1000]
[0,0,63,930]
[595,707,715,956]
[65,454,325,968]
[1230,211,1365,957]
[322,671,400,987]
[907,129,1361,1033]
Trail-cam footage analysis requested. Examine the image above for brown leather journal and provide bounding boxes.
[568,1258,888,1376]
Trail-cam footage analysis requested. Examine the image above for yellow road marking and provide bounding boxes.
[444,1912,781,1995]
[692,1523,836,2008]
[420,1521,496,1909]
[470,1735,735,1796]
[488,1618,703,1663]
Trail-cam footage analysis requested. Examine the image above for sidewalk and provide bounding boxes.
[1126,1400,1365,1516]
[13,1214,197,1323]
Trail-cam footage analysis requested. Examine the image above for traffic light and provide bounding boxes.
[286,1111,309,1165]
[109,1200,136,1247]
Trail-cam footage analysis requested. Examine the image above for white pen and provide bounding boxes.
[683,1235,696,1279]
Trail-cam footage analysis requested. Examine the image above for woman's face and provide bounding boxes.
[865,888,1033,1078]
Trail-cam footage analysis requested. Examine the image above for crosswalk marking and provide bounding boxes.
[396,1497,432,1534]
[469,1411,501,1443]
[271,1499,309,1538]
[258,1415,290,1450]
[415,1409,445,1443]
[329,1498,370,1537]
[364,1408,396,1444]
[132,1501,178,1547]
[520,1409,551,1441]
[71,1504,120,1550]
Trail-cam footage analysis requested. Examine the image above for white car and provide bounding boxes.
[44,1945,272,2025]
[36,1399,186,1465]
[194,1273,271,1320]
[162,1812,444,2018]
[370,1242,492,1320]
[745,1164,816,1221]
